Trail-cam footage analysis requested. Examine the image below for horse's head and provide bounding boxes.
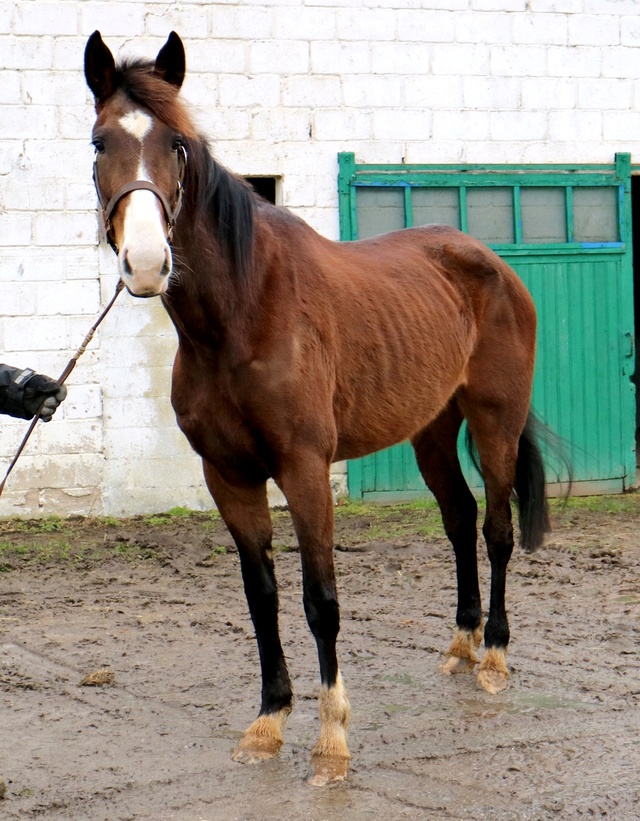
[84,31,188,298]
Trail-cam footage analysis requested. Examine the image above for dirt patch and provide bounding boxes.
[1,499,639,820]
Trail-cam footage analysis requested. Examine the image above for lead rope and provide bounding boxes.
[0,279,125,498]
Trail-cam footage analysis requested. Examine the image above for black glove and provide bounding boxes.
[0,366,67,422]
[23,374,68,422]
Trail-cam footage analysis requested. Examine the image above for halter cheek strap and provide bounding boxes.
[93,144,187,253]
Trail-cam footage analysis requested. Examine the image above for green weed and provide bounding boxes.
[9,515,67,534]
[96,515,119,527]
[549,494,640,514]
[140,506,219,526]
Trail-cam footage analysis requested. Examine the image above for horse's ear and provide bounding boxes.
[84,31,117,101]
[154,32,185,89]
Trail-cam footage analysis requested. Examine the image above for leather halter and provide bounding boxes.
[93,144,187,253]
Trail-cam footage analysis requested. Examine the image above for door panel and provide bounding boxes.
[338,154,636,498]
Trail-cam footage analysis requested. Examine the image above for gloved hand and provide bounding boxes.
[22,374,68,422]
[0,365,68,421]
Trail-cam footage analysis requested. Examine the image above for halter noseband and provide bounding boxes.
[93,144,187,253]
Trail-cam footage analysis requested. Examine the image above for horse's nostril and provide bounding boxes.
[160,258,171,277]
[122,251,133,277]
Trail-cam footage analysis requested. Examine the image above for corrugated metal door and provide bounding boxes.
[338,153,636,498]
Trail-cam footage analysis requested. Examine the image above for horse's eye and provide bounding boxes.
[92,139,105,154]
[172,138,183,152]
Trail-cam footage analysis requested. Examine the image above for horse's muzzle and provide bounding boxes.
[119,246,172,297]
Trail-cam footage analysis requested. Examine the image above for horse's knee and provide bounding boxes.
[304,582,340,640]
[443,494,478,537]
[483,512,514,562]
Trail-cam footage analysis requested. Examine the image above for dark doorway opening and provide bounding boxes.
[631,177,640,470]
[245,176,278,205]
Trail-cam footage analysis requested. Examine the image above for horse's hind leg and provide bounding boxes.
[202,462,293,763]
[458,390,526,695]
[276,451,350,786]
[412,401,483,675]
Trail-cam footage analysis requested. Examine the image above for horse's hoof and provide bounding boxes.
[231,712,288,763]
[477,647,510,694]
[440,627,482,676]
[477,667,509,694]
[439,654,477,675]
[232,735,282,764]
[307,754,350,787]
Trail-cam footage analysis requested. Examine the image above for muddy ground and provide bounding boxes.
[1,497,639,820]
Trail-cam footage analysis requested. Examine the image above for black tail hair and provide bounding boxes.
[514,414,551,552]
[465,411,571,553]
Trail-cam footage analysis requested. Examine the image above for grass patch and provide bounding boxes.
[333,498,447,542]
[8,515,69,534]
[139,506,221,527]
[0,537,160,568]
[0,538,75,566]
[112,542,159,561]
[335,498,441,518]
[0,493,636,570]
[96,515,120,527]
[0,522,163,568]
[549,494,640,514]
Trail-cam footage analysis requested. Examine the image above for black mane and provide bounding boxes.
[182,136,256,281]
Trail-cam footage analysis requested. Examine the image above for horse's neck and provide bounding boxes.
[165,222,262,358]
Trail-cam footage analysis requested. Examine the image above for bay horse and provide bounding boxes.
[84,31,551,786]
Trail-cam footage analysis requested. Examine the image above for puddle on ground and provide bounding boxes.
[361,690,597,728]
[459,691,597,718]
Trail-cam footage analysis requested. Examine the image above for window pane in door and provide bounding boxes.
[573,187,618,242]
[412,188,459,229]
[466,187,514,244]
[521,187,566,243]
[356,187,405,239]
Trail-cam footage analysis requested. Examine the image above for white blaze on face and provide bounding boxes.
[117,109,172,297]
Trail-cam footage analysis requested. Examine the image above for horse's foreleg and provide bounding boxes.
[412,408,483,676]
[277,455,351,786]
[202,463,293,762]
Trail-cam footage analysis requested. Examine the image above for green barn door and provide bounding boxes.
[338,153,636,499]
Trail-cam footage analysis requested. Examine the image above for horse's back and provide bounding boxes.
[280,223,533,459]
[339,224,531,303]
[325,223,537,367]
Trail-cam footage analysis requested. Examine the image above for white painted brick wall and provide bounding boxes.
[1,0,639,518]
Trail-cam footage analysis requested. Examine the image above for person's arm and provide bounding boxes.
[0,364,67,421]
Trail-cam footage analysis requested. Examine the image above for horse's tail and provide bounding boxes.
[465,411,571,553]
[513,413,551,553]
